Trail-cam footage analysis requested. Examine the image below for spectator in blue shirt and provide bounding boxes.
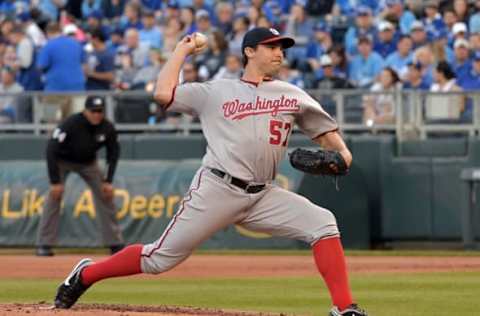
[263,1,284,28]
[8,26,43,91]
[410,20,429,49]
[469,0,480,34]
[348,35,385,88]
[423,0,446,35]
[274,0,295,14]
[180,6,197,35]
[403,61,431,90]
[39,0,66,22]
[85,29,115,90]
[335,0,379,17]
[37,22,86,91]
[374,20,398,58]
[0,1,15,15]
[285,3,315,64]
[457,50,480,122]
[413,45,435,87]
[195,9,216,37]
[101,0,126,19]
[84,10,110,37]
[382,0,415,35]
[106,28,124,56]
[306,22,333,72]
[82,0,102,18]
[344,6,376,56]
[452,38,472,79]
[191,0,216,25]
[334,0,355,17]
[120,2,143,31]
[385,34,413,80]
[458,51,480,90]
[161,1,181,25]
[215,2,234,37]
[142,0,163,10]
[139,10,163,49]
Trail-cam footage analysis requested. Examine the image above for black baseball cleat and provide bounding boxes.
[54,258,93,309]
[329,304,368,316]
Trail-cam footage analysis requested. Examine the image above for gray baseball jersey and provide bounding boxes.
[141,79,340,274]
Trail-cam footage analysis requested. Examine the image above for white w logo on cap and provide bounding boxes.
[269,28,280,36]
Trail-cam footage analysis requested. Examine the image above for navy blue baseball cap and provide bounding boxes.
[242,27,295,52]
[85,96,106,110]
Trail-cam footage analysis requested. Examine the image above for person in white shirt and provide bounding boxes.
[426,61,465,122]
[0,67,24,123]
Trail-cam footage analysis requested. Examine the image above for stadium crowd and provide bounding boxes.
[0,0,478,124]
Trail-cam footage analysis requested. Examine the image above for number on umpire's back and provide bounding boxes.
[52,128,67,143]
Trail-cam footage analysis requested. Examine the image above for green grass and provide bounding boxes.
[1,272,479,316]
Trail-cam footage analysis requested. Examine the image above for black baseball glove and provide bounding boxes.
[289,148,349,176]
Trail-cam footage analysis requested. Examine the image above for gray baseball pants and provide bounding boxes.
[141,167,339,274]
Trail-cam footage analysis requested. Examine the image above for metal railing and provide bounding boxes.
[0,90,478,139]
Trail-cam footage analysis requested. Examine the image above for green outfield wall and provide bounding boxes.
[0,134,479,249]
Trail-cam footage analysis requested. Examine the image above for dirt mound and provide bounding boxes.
[0,303,288,316]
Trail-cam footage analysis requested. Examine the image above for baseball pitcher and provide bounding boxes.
[53,28,368,316]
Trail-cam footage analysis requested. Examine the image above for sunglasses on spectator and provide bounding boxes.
[90,108,104,113]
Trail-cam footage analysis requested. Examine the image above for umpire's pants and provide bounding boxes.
[36,160,124,247]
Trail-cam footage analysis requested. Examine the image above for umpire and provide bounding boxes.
[36,95,124,256]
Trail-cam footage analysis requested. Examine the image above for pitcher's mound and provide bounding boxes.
[0,303,289,316]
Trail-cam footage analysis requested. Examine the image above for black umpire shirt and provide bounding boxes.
[46,112,120,184]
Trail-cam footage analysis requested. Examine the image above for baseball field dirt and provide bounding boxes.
[1,253,480,315]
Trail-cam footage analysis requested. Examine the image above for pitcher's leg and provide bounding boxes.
[240,186,353,311]
[240,186,339,243]
[141,169,248,274]
[313,237,353,311]
[79,163,124,246]
[79,169,247,287]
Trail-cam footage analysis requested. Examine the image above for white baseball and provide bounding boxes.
[193,32,208,49]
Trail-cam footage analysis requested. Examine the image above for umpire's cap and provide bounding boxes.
[241,27,295,52]
[85,96,106,110]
